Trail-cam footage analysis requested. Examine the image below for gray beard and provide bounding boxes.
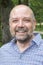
[15,35,32,44]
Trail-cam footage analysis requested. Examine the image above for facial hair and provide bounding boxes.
[15,27,33,44]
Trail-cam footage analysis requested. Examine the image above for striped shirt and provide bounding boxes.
[0,33,43,65]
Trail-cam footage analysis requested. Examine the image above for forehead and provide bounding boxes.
[10,5,33,19]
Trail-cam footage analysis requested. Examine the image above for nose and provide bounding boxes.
[18,20,24,27]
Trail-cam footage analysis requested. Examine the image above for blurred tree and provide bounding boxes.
[1,0,14,43]
[0,15,2,42]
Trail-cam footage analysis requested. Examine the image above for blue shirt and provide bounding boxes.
[0,33,43,65]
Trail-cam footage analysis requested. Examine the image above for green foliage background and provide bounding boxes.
[30,0,43,23]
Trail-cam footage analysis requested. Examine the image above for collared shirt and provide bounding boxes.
[0,33,43,65]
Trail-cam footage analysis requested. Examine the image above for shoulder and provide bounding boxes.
[0,39,15,51]
[1,42,12,50]
[0,39,16,57]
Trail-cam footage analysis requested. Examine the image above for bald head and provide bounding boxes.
[9,5,36,21]
[10,5,33,14]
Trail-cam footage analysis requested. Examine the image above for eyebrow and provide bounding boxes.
[23,17,32,21]
[10,18,18,21]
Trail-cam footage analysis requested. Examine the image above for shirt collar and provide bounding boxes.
[11,33,42,53]
[32,33,42,46]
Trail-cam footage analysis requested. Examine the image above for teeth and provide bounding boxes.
[18,30,24,32]
[16,30,23,32]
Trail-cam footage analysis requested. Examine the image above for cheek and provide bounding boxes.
[9,23,16,36]
[9,25,14,34]
[9,22,16,30]
[25,23,33,29]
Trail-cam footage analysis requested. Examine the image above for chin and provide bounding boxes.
[16,35,31,43]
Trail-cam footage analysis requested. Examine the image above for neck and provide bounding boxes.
[17,41,31,52]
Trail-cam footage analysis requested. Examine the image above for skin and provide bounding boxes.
[9,5,36,52]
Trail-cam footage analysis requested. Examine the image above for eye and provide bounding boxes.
[12,20,18,23]
[24,19,31,23]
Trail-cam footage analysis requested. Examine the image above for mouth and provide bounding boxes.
[15,27,28,35]
[16,31,26,34]
[16,29,27,32]
[16,31,27,36]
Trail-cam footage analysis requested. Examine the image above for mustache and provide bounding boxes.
[15,27,28,32]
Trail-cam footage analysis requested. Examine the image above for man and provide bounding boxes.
[0,4,43,65]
